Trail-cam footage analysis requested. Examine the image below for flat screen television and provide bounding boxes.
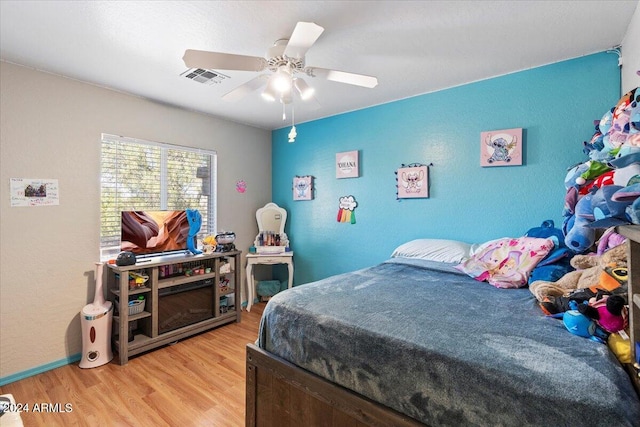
[121,210,193,256]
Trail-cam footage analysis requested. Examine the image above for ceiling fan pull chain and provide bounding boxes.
[288,104,297,143]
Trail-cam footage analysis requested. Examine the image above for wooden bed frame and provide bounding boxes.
[246,225,640,426]
[245,343,423,427]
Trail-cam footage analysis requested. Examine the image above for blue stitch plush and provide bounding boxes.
[563,191,596,253]
[186,209,202,255]
[587,185,633,229]
[526,220,573,284]
[560,303,608,344]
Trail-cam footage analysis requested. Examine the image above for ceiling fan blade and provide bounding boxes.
[222,75,269,102]
[305,67,378,88]
[183,49,266,72]
[283,22,324,59]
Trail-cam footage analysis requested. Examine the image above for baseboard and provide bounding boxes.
[0,353,81,386]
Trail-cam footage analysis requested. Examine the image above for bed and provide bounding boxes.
[246,238,640,426]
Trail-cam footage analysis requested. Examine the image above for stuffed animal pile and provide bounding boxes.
[530,241,629,344]
[563,87,640,253]
[530,242,627,311]
[529,87,640,346]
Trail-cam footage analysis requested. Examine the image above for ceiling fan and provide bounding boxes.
[182,22,378,105]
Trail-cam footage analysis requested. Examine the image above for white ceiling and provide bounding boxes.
[1,1,638,130]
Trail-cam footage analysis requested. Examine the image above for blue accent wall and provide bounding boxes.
[272,53,620,285]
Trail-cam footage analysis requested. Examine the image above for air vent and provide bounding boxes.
[181,68,229,85]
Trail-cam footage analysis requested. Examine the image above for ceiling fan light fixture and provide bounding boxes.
[293,78,315,100]
[261,79,278,102]
[261,89,276,102]
[279,86,293,105]
[272,65,293,93]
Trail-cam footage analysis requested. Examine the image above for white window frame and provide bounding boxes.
[100,133,217,260]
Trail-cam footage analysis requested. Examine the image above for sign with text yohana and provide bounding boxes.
[336,150,359,179]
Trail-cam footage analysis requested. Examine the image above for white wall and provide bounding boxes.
[622,0,640,93]
[0,61,272,379]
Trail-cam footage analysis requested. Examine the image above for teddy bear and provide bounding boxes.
[529,243,627,305]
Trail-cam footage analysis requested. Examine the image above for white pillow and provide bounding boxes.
[391,239,474,263]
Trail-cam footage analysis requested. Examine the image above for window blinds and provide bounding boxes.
[100,134,217,259]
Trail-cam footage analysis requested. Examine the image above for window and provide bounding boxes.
[100,133,216,259]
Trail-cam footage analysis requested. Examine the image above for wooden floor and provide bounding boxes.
[0,303,265,427]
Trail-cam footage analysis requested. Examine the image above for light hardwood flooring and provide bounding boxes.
[0,303,265,427]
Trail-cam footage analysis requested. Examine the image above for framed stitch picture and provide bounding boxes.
[336,150,359,178]
[293,176,313,200]
[396,165,429,199]
[480,128,523,167]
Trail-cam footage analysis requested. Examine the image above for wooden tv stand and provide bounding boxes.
[105,250,242,365]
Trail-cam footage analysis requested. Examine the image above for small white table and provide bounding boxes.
[245,252,293,312]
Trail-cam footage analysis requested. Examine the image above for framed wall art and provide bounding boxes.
[396,164,429,199]
[336,150,359,178]
[480,128,523,167]
[293,175,313,201]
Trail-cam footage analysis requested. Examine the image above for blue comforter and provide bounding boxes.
[258,258,640,426]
